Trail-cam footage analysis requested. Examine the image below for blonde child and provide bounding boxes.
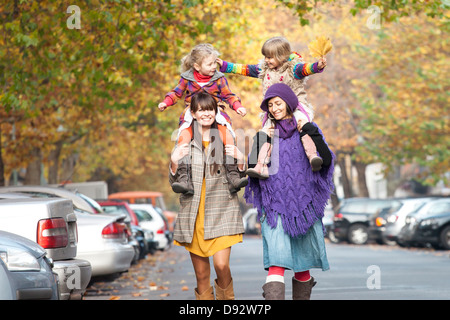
[159,43,248,194]
[217,36,332,177]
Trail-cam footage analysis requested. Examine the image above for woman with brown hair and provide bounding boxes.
[169,91,245,300]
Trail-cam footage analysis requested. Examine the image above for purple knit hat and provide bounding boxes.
[260,83,298,112]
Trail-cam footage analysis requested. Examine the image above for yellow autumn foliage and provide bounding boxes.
[308,36,333,58]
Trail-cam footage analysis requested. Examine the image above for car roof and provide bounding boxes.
[0,186,94,213]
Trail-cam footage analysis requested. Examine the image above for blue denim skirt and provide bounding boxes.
[261,213,330,272]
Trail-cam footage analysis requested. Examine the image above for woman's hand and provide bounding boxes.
[262,126,275,138]
[225,144,245,164]
[171,144,190,164]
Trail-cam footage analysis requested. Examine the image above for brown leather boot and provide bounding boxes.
[194,286,214,300]
[225,156,248,194]
[214,278,235,300]
[292,276,317,300]
[301,135,323,172]
[262,281,285,300]
[171,155,194,195]
[246,142,272,179]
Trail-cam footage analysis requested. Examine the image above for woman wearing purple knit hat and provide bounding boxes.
[244,83,335,300]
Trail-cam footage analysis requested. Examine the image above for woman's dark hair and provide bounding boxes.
[190,91,218,114]
[191,92,223,176]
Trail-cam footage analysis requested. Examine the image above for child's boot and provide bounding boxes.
[301,134,323,172]
[246,142,272,179]
[225,155,248,193]
[171,155,194,195]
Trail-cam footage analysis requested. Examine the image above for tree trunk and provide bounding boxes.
[337,155,352,198]
[48,141,63,184]
[354,161,370,197]
[0,125,5,187]
[24,147,42,185]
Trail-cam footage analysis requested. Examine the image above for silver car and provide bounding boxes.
[0,230,59,300]
[0,197,92,300]
[0,187,136,277]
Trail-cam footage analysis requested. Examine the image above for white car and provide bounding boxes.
[129,204,170,251]
[0,187,135,277]
[75,211,135,276]
[0,197,92,300]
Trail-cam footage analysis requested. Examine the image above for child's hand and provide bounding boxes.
[236,107,247,117]
[158,102,167,111]
[216,58,223,67]
[318,57,327,70]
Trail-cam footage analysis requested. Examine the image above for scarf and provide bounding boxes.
[275,117,297,139]
[244,122,335,237]
[193,70,212,83]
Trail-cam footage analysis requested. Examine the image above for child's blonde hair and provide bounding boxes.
[180,43,220,73]
[261,36,292,65]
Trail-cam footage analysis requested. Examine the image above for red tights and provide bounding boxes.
[268,266,310,282]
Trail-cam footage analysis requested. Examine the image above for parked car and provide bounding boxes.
[242,208,260,235]
[108,191,177,231]
[376,197,436,246]
[98,200,151,257]
[0,197,92,300]
[0,230,59,300]
[0,187,136,277]
[414,211,450,250]
[75,211,137,276]
[397,198,450,249]
[130,203,171,251]
[333,198,400,244]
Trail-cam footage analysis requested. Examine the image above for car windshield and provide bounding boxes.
[101,205,129,215]
[132,209,153,222]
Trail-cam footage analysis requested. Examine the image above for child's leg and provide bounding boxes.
[217,125,248,193]
[301,134,323,172]
[247,131,271,179]
[294,109,323,172]
[172,126,194,195]
[301,123,333,167]
[177,126,193,146]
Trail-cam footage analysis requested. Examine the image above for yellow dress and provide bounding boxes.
[174,141,243,257]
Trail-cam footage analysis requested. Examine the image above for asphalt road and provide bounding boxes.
[84,236,450,300]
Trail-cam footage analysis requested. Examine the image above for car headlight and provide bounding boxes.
[0,248,41,272]
[419,218,438,229]
[405,216,416,225]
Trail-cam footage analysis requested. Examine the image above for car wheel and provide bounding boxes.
[439,225,450,250]
[348,224,369,245]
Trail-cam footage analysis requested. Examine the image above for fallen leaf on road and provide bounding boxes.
[109,296,121,300]
[181,286,189,291]
[160,293,170,297]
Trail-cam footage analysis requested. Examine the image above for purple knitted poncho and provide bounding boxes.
[244,119,335,237]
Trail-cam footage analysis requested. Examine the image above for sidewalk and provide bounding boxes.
[84,244,197,300]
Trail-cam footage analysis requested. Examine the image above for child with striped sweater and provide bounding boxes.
[217,36,332,178]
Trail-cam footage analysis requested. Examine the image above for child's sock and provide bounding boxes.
[266,266,285,283]
[294,270,311,282]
